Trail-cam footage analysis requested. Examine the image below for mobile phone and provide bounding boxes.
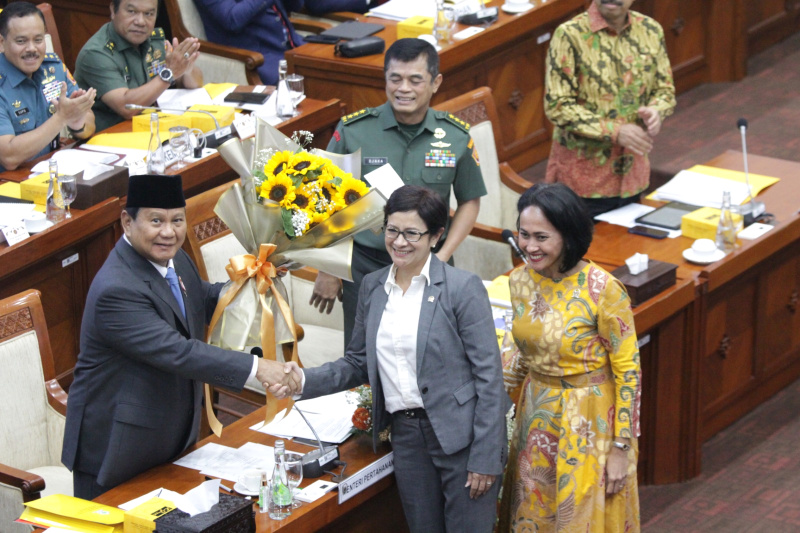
[223,92,269,105]
[303,34,340,45]
[628,225,669,239]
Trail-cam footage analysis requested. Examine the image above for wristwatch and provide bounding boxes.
[612,441,631,452]
[159,67,174,84]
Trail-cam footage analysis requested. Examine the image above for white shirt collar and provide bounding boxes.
[384,252,433,293]
[123,234,175,278]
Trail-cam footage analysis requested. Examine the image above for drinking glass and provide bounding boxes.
[168,126,191,170]
[286,74,305,113]
[60,174,77,219]
[284,452,304,508]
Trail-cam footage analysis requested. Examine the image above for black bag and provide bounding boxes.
[334,36,385,58]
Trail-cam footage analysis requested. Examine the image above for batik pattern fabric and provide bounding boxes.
[544,4,676,198]
[498,262,641,532]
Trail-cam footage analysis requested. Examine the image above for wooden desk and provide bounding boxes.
[0,97,343,389]
[587,151,800,483]
[88,407,407,533]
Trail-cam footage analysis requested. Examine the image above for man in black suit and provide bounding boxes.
[62,174,298,499]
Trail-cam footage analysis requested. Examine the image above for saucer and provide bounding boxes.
[25,219,54,234]
[682,247,726,265]
[233,482,259,497]
[501,2,534,14]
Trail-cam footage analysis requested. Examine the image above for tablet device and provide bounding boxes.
[634,201,701,230]
[321,21,384,41]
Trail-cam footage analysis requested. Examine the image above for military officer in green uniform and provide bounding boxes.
[75,0,203,131]
[310,38,486,348]
[0,2,96,172]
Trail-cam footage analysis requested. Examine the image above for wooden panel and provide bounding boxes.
[745,0,800,56]
[757,246,800,376]
[700,274,757,420]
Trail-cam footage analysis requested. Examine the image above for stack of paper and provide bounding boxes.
[174,441,275,482]
[652,165,780,208]
[369,0,436,20]
[254,390,358,444]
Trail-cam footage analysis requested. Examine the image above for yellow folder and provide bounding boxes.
[20,494,124,533]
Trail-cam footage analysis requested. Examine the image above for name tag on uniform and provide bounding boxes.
[424,149,456,168]
[364,156,387,166]
[15,108,29,117]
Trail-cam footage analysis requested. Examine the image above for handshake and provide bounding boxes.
[256,359,304,399]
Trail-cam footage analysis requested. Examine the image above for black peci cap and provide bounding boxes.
[126,174,186,209]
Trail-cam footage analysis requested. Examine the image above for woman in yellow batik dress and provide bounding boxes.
[498,183,641,532]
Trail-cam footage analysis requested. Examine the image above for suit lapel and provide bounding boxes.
[116,239,191,335]
[416,257,444,373]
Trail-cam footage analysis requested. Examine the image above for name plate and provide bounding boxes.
[337,452,394,504]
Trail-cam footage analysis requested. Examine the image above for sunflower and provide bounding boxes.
[291,184,318,212]
[263,150,293,179]
[287,152,323,178]
[319,180,345,214]
[260,173,296,208]
[310,209,330,226]
[335,176,369,206]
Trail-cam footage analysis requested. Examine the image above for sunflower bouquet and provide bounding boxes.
[253,132,370,239]
[203,118,387,436]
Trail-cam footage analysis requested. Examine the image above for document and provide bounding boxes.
[173,442,276,483]
[651,165,780,208]
[252,390,358,444]
[368,0,436,20]
[157,88,213,110]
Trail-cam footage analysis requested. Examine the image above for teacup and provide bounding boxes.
[690,238,718,259]
[238,468,263,493]
[505,0,531,5]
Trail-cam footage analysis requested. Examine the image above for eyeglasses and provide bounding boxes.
[383,226,429,242]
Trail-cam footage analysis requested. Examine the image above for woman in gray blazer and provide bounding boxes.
[279,185,509,532]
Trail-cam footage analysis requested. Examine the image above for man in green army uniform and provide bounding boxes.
[310,38,486,348]
[75,0,203,131]
[0,2,96,172]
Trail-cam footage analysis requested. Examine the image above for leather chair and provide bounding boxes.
[0,290,71,533]
[183,182,344,421]
[433,86,531,280]
[37,3,63,60]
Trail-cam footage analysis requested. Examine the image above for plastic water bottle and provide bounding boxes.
[269,440,292,520]
[46,158,66,223]
[500,309,515,356]
[276,60,295,119]
[434,0,453,45]
[146,112,165,174]
[715,191,737,253]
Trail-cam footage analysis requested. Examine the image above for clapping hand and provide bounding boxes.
[55,82,95,130]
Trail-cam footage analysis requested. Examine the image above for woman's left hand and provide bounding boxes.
[605,446,631,495]
[465,472,496,499]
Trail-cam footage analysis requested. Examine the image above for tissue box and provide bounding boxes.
[185,105,235,133]
[681,207,743,241]
[124,497,176,533]
[72,165,129,210]
[611,259,678,305]
[153,493,254,533]
[19,172,51,205]
[132,112,193,133]
[397,16,434,39]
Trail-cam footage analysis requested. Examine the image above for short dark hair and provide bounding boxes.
[517,183,594,273]
[111,0,123,12]
[384,185,448,238]
[124,207,140,220]
[384,38,439,80]
[0,2,46,38]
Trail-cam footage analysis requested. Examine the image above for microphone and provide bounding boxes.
[501,229,529,265]
[124,103,233,148]
[293,405,343,479]
[736,118,766,224]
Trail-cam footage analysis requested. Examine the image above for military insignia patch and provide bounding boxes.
[19,118,30,125]
[430,141,451,148]
[434,127,446,139]
[43,80,61,102]
[12,100,21,108]
[425,149,456,168]
[49,66,55,74]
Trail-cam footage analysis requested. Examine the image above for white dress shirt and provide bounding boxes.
[376,253,433,414]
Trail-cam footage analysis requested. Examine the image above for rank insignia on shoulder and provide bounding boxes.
[105,41,116,52]
[151,28,166,39]
[444,113,470,132]
[342,108,370,125]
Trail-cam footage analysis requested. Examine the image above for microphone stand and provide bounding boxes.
[293,405,345,480]
[737,119,766,225]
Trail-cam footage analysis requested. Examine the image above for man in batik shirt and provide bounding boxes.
[544,0,676,218]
